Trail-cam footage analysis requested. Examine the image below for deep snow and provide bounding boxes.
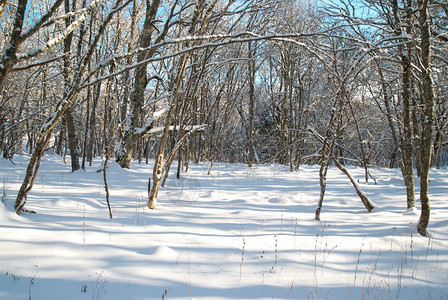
[0,155,447,299]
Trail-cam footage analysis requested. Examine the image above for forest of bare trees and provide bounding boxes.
[1,0,447,236]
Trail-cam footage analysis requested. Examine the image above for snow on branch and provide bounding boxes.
[12,52,71,72]
[17,0,106,61]
[19,0,65,41]
[135,105,170,138]
[145,124,206,139]
[81,31,318,89]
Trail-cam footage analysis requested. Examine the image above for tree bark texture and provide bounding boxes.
[118,0,161,168]
[63,0,80,172]
[417,0,434,237]
[393,0,415,209]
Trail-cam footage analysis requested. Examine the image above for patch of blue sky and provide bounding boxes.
[24,1,49,27]
[319,0,380,19]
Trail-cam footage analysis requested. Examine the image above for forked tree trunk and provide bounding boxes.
[309,128,376,216]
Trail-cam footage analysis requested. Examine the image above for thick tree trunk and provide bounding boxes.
[65,108,80,171]
[417,0,434,237]
[63,0,80,172]
[117,0,161,168]
[0,0,28,88]
[15,133,51,213]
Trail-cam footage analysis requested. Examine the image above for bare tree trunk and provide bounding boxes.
[148,54,188,209]
[64,108,80,171]
[15,133,51,213]
[3,0,27,58]
[393,0,416,209]
[248,41,256,168]
[87,81,100,165]
[434,128,443,169]
[348,101,369,184]
[374,59,403,170]
[62,0,80,172]
[315,159,329,221]
[81,86,91,170]
[400,49,415,209]
[309,128,375,214]
[117,0,161,168]
[148,0,214,208]
[102,67,114,219]
[412,96,422,177]
[417,0,434,237]
[314,93,339,221]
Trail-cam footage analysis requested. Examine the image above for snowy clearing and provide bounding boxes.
[0,155,447,299]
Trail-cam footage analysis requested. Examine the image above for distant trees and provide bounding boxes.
[0,0,446,235]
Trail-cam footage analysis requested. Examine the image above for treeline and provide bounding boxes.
[0,0,447,235]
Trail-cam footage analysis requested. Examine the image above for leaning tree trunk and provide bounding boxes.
[309,128,375,214]
[147,54,188,209]
[417,0,434,237]
[314,93,340,221]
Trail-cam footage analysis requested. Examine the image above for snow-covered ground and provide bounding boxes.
[0,155,447,299]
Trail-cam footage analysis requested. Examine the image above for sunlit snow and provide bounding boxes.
[0,155,447,299]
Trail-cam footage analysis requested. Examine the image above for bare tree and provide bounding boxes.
[14,0,132,214]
